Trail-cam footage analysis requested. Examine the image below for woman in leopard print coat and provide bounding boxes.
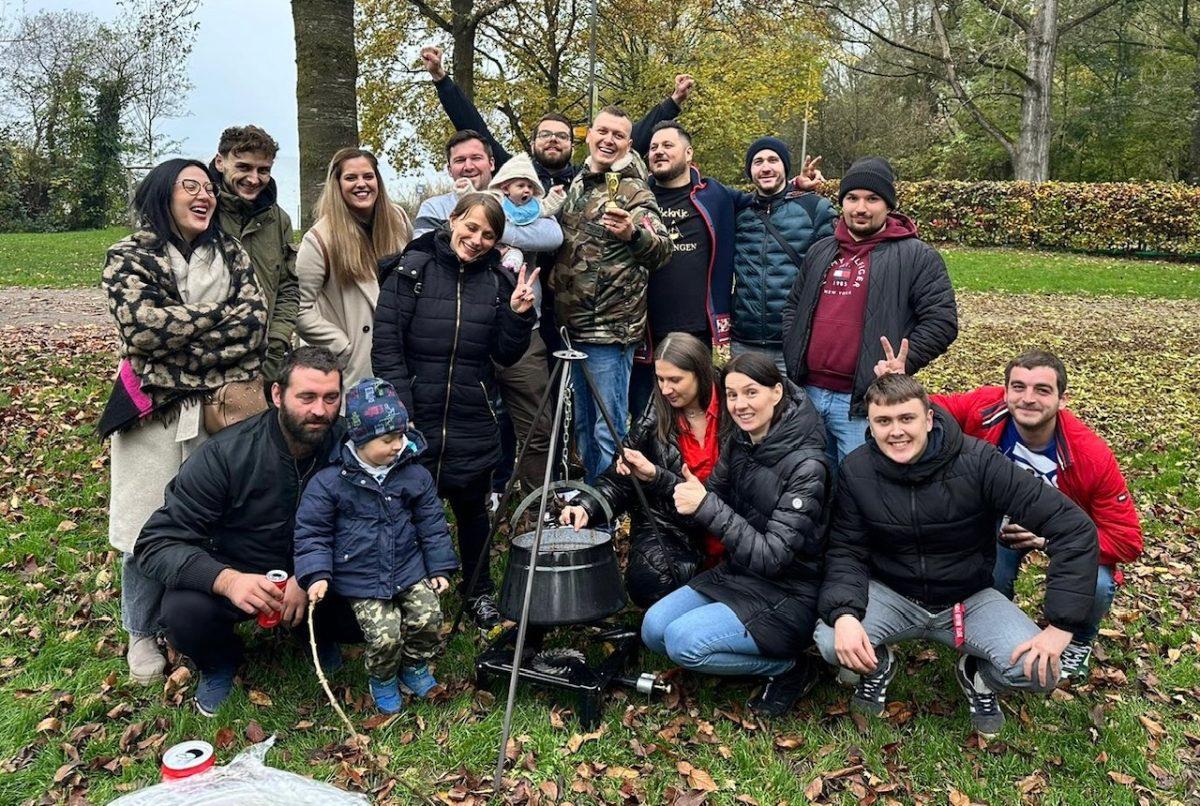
[99,158,268,685]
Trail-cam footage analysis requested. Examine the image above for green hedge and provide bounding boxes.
[815,180,1200,257]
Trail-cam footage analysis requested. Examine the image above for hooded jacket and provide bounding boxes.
[819,407,1099,634]
[782,213,958,416]
[551,153,672,345]
[371,230,535,488]
[209,163,298,381]
[731,189,836,347]
[293,430,459,599]
[682,383,831,658]
[134,410,348,593]
[932,386,1143,580]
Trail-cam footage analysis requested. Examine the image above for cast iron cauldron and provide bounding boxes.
[498,481,626,626]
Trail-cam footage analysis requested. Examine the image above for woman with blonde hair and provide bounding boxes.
[295,147,413,388]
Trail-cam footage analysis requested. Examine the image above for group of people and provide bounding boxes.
[99,60,1143,731]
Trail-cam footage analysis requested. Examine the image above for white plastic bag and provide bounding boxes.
[108,735,370,805]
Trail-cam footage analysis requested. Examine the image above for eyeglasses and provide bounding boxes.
[535,130,572,143]
[176,179,216,197]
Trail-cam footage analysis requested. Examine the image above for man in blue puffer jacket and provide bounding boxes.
[731,137,837,371]
[294,378,459,713]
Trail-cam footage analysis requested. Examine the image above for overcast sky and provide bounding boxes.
[12,0,417,222]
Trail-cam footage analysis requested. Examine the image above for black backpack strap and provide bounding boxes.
[756,208,807,272]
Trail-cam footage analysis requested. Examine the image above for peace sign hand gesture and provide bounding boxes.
[793,155,825,191]
[873,336,910,377]
[509,264,540,314]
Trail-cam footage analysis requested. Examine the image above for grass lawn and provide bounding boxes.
[2,227,1200,298]
[0,241,1198,803]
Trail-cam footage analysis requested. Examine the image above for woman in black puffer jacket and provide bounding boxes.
[372,193,538,629]
[559,333,728,608]
[641,351,831,717]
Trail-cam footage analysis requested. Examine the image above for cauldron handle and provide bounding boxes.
[509,480,614,534]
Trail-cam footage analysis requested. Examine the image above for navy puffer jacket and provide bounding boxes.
[371,230,534,487]
[294,430,459,599]
[731,190,835,347]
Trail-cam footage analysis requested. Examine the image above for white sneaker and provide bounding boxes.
[127,634,166,685]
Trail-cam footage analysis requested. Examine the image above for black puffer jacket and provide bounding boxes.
[371,230,534,488]
[578,405,714,608]
[781,228,957,417]
[684,383,831,658]
[819,407,1098,633]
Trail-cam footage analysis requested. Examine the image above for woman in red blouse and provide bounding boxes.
[561,333,728,608]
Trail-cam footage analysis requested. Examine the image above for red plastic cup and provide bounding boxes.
[256,570,289,629]
[161,740,215,781]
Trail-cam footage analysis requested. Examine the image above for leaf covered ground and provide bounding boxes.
[0,289,1197,805]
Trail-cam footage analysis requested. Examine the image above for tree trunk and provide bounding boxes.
[292,0,360,229]
[1188,34,1200,182]
[451,0,476,101]
[1014,0,1057,181]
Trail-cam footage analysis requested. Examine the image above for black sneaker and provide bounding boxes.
[955,655,1005,737]
[468,594,502,634]
[850,644,896,717]
[1058,641,1092,681]
[748,657,820,717]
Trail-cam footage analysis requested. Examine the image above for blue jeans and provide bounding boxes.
[641,586,794,677]
[572,343,635,483]
[805,385,868,469]
[993,545,1115,645]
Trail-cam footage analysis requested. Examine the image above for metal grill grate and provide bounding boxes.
[512,527,611,552]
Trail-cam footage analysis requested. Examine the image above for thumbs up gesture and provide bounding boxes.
[873,336,910,377]
[673,465,707,516]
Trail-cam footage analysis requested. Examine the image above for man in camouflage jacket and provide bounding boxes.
[551,105,672,481]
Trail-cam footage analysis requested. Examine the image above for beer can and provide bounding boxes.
[256,569,289,628]
[160,740,215,781]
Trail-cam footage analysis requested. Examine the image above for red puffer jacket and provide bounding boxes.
[932,386,1143,583]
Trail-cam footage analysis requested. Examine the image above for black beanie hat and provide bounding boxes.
[838,157,897,209]
[744,136,792,180]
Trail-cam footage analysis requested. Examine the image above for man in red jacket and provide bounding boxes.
[899,348,1142,680]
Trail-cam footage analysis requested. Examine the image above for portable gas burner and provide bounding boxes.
[475,622,670,729]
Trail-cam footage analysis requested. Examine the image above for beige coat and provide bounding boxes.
[294,212,411,389]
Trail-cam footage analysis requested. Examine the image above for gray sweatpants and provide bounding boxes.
[813,580,1057,694]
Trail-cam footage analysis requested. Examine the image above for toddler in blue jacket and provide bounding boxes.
[295,377,459,713]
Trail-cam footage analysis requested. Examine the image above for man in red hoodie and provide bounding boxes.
[782,157,958,467]
[913,348,1142,680]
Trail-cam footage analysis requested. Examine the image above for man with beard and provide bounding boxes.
[782,156,958,466]
[419,46,692,191]
[628,120,736,416]
[919,349,1142,680]
[209,125,298,382]
[135,347,362,716]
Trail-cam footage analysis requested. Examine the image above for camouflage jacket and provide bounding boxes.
[551,154,671,345]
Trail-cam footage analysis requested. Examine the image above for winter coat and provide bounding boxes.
[210,170,299,381]
[135,410,348,593]
[578,404,713,608]
[819,407,1099,634]
[371,230,535,488]
[432,74,681,191]
[551,154,672,345]
[781,216,958,416]
[682,383,831,658]
[731,189,836,347]
[293,210,414,390]
[933,386,1143,580]
[293,432,459,599]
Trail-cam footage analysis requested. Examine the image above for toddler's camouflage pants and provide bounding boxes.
[349,582,443,680]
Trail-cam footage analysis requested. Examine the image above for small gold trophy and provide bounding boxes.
[605,172,621,211]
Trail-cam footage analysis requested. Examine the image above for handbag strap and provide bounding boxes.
[756,194,821,272]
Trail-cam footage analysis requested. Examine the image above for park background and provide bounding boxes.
[0,0,1199,803]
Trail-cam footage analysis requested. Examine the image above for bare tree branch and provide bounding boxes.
[1060,0,1123,34]
[976,0,1030,31]
[409,0,452,33]
[931,0,1016,155]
